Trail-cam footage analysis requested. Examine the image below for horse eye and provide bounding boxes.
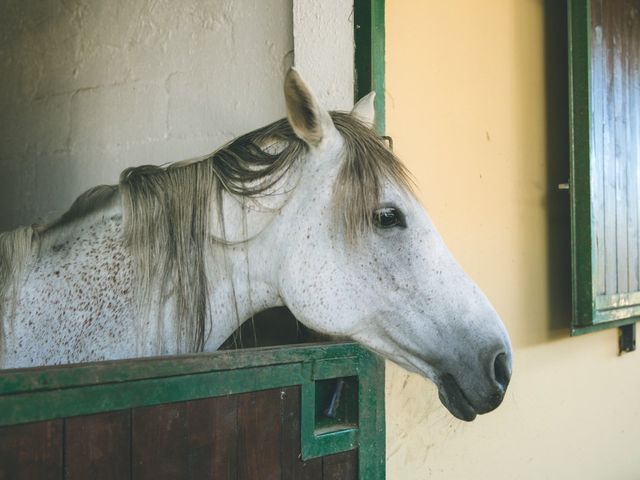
[373,207,406,229]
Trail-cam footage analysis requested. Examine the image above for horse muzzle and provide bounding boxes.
[437,352,512,422]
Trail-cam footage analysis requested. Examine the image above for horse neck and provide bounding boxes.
[196,189,286,350]
[202,146,343,351]
[202,229,285,351]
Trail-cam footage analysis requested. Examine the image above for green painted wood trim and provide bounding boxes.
[357,347,386,480]
[311,356,360,380]
[572,317,638,336]
[0,363,303,427]
[596,292,640,311]
[300,347,385,480]
[0,342,386,477]
[0,342,360,395]
[371,0,385,135]
[593,290,640,323]
[568,0,595,332]
[354,0,386,135]
[594,307,640,324]
[567,0,640,335]
[300,357,360,459]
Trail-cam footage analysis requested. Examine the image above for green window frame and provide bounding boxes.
[568,0,640,339]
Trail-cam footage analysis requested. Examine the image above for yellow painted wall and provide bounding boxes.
[385,1,640,478]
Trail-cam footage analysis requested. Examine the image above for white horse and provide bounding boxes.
[0,69,511,421]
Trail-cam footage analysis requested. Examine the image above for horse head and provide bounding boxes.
[274,69,512,421]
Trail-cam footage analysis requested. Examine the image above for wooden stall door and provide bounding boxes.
[0,387,358,480]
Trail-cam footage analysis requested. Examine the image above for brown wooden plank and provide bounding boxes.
[280,386,322,480]
[185,396,238,480]
[64,410,130,480]
[132,395,240,480]
[0,420,63,480]
[322,450,358,480]
[132,402,190,480]
[237,388,283,480]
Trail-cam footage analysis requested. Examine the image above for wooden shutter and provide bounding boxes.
[569,0,640,334]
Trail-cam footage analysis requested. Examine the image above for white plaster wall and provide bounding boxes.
[0,0,354,232]
[293,0,354,110]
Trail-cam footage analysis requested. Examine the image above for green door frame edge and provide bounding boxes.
[353,2,387,476]
[354,0,386,135]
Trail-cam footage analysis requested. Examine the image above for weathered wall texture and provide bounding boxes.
[0,0,355,232]
[292,0,354,110]
[1,0,349,232]
[386,1,640,479]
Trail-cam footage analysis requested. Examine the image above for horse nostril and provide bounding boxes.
[493,352,511,390]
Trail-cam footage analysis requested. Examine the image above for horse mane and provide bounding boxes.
[0,112,412,355]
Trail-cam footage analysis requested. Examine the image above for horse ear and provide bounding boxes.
[284,68,333,147]
[351,92,376,127]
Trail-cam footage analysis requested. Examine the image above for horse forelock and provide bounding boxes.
[331,112,414,242]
